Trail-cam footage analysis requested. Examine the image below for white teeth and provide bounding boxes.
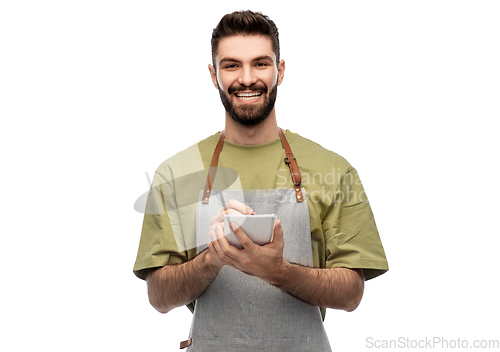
[235,92,262,100]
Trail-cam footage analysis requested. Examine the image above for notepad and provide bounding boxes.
[223,214,277,249]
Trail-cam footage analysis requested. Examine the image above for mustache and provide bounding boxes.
[228,83,268,95]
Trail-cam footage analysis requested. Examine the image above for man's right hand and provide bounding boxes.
[209,199,256,227]
[206,199,256,268]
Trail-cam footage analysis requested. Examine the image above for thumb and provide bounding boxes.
[272,219,284,245]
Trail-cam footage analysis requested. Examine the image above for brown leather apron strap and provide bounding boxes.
[202,131,225,203]
[202,128,304,203]
[279,128,304,202]
[179,338,192,349]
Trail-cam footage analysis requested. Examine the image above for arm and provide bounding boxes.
[208,220,364,312]
[146,249,223,314]
[147,200,253,314]
[267,262,364,312]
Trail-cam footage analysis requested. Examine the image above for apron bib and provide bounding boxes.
[184,130,332,352]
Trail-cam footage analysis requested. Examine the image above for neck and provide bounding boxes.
[224,109,280,145]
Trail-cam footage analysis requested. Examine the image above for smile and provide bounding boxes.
[234,91,263,101]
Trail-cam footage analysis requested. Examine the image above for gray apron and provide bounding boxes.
[184,131,332,352]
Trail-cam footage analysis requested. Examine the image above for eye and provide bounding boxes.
[255,62,269,67]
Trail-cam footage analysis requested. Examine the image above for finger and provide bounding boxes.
[223,209,252,226]
[271,219,284,246]
[211,208,250,226]
[208,241,238,269]
[215,223,233,249]
[210,207,225,225]
[209,222,218,234]
[213,224,244,265]
[213,223,224,239]
[207,242,218,257]
[213,223,232,251]
[209,228,224,256]
[229,222,255,251]
[225,199,254,215]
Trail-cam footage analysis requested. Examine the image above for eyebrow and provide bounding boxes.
[219,55,274,65]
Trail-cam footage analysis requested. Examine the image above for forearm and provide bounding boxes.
[267,261,364,312]
[146,249,222,313]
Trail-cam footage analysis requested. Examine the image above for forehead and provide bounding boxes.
[215,35,275,63]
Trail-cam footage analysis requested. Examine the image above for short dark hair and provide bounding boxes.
[211,10,280,69]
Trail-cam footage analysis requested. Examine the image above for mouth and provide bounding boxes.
[234,91,263,102]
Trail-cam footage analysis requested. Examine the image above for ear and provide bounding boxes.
[208,64,219,89]
[277,59,285,86]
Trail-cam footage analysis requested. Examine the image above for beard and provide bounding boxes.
[218,81,278,126]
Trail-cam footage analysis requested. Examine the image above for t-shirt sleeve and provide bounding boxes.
[322,168,388,280]
[133,171,189,281]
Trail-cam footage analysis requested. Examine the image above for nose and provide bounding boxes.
[237,65,257,86]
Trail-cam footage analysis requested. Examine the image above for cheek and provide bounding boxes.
[263,71,279,87]
[217,73,233,92]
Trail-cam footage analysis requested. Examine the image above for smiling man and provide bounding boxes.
[134,10,388,351]
[211,35,282,127]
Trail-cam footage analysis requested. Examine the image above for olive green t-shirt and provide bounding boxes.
[133,130,388,316]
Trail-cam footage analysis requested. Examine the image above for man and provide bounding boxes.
[134,10,388,351]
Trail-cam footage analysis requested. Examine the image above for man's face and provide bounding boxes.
[209,35,285,126]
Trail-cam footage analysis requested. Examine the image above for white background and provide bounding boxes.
[1,1,499,351]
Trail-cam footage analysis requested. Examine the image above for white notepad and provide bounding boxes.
[223,214,277,249]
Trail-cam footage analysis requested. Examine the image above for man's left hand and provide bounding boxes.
[207,218,285,282]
